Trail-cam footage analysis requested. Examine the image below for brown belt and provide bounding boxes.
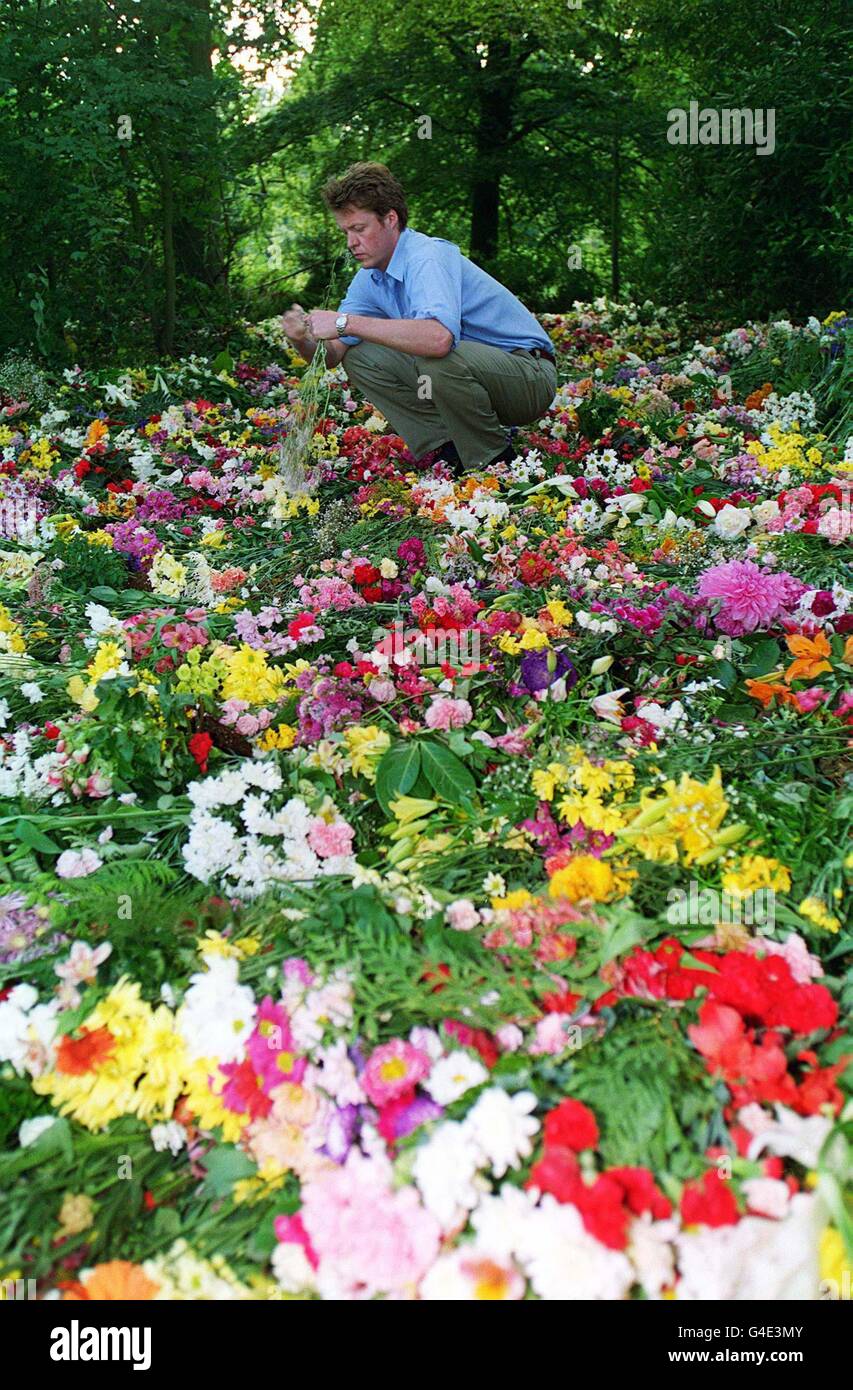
[513,346,556,367]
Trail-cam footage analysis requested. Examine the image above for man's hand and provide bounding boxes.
[306,309,342,341]
[281,303,310,342]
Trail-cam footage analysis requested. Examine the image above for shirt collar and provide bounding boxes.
[371,227,411,284]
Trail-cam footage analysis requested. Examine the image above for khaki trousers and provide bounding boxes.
[342,339,557,469]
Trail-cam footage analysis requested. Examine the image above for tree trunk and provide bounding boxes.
[172,0,224,288]
[159,151,176,356]
[119,146,157,349]
[468,40,520,268]
[610,131,621,299]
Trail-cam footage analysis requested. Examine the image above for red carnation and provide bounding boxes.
[680,1170,740,1227]
[608,1166,673,1220]
[188,731,213,774]
[287,611,316,639]
[543,1098,600,1153]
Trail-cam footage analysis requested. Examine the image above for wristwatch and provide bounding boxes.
[335,313,349,337]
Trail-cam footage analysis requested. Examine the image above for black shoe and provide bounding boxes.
[484,444,515,469]
[433,439,463,468]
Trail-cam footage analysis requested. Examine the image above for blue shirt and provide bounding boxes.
[336,228,553,354]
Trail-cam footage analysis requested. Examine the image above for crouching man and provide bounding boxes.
[281,162,557,474]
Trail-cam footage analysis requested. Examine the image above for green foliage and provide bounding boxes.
[564,1003,724,1178]
[51,536,129,594]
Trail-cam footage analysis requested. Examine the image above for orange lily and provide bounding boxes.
[784,631,832,684]
[745,678,798,710]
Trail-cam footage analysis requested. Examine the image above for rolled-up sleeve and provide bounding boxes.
[404,246,463,347]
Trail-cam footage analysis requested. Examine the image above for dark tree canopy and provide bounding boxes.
[0,0,849,361]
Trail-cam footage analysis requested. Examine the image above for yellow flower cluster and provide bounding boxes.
[256,722,298,751]
[343,724,391,781]
[20,437,59,472]
[798,896,841,933]
[33,979,189,1130]
[722,854,792,898]
[270,491,321,521]
[148,549,187,598]
[0,602,26,654]
[311,431,339,458]
[214,644,288,705]
[0,551,41,586]
[183,1058,249,1144]
[196,931,261,960]
[532,747,635,835]
[497,622,551,656]
[548,854,635,903]
[617,767,746,867]
[745,423,824,476]
[66,639,128,710]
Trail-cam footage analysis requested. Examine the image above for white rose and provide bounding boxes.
[752,499,780,527]
[714,504,752,540]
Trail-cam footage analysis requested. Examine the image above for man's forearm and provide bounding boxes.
[344,314,452,357]
[290,333,348,369]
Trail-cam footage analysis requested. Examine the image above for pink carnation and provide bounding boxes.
[308,819,355,859]
[300,1150,440,1299]
[424,696,473,730]
[362,1038,431,1105]
[697,559,792,636]
[446,898,481,932]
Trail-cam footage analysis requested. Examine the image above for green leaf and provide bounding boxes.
[420,739,476,806]
[374,742,421,815]
[201,1145,257,1198]
[743,638,781,678]
[211,349,234,374]
[15,820,62,854]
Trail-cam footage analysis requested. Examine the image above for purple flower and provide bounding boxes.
[519,647,578,693]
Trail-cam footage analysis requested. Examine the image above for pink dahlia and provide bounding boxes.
[362,1038,431,1105]
[697,559,792,636]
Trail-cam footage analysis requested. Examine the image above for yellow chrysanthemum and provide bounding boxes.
[548,855,618,902]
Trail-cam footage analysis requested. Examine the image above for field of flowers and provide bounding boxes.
[0,302,850,1301]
